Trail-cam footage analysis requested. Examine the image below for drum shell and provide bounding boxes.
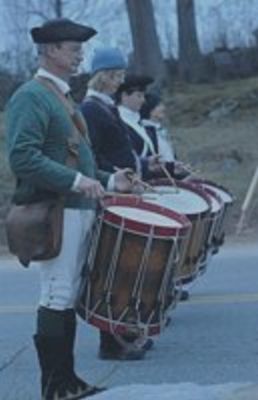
[147,179,212,284]
[77,197,190,336]
[196,187,224,273]
[189,178,234,254]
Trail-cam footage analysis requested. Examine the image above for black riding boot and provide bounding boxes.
[64,309,96,391]
[34,307,104,400]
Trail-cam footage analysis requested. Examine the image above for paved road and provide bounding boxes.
[0,243,257,399]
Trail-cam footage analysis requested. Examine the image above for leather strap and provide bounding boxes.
[35,76,91,163]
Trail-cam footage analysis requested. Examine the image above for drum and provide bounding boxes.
[197,187,224,274]
[142,181,211,284]
[190,179,234,254]
[77,196,191,336]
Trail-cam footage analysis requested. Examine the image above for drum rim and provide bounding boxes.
[103,196,191,237]
[190,178,234,204]
[202,186,224,214]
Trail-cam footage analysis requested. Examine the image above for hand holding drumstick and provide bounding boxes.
[112,167,158,194]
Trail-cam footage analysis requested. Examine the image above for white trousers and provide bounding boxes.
[37,209,95,310]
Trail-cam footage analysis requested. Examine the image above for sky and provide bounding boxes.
[1,0,258,60]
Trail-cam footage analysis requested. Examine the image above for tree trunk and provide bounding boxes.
[53,0,63,17]
[125,0,165,82]
[177,0,206,82]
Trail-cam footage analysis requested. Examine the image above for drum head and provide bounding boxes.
[142,182,210,218]
[103,196,190,237]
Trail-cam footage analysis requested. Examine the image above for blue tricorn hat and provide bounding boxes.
[91,47,127,74]
[31,18,97,44]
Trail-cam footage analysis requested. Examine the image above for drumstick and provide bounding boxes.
[104,191,158,201]
[180,163,201,175]
[113,166,159,193]
[149,151,179,192]
[160,162,179,192]
[104,192,138,198]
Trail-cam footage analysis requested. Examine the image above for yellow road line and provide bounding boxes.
[0,305,35,314]
[186,293,258,305]
[0,293,258,314]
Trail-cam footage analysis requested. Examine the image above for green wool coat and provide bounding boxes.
[5,79,110,209]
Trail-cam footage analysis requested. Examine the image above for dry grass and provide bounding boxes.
[166,77,258,239]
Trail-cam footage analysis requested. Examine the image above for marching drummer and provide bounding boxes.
[115,76,191,302]
[81,47,162,180]
[5,18,137,399]
[140,91,190,181]
[80,47,157,360]
[116,75,190,182]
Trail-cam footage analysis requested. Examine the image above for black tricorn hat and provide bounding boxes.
[118,73,154,94]
[31,18,97,44]
[140,92,161,119]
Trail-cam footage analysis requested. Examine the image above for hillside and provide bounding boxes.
[0,76,258,250]
[166,76,258,243]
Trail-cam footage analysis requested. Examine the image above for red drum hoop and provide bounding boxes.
[103,196,191,237]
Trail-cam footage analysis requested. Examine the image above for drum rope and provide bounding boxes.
[157,232,180,313]
[102,221,125,333]
[214,206,226,244]
[131,227,154,303]
[87,213,103,272]
[84,215,104,321]
[213,206,225,242]
[103,221,124,295]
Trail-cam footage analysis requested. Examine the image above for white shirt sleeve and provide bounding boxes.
[107,174,115,191]
[71,172,83,192]
[71,172,115,192]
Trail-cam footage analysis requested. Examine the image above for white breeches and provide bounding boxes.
[37,209,95,310]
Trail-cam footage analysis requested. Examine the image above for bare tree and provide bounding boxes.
[125,0,165,81]
[53,0,63,17]
[1,0,91,77]
[176,0,206,82]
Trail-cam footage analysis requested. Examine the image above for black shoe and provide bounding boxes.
[134,337,154,351]
[165,316,172,327]
[98,346,145,361]
[43,379,104,400]
[175,289,189,301]
[142,338,154,351]
[68,374,106,398]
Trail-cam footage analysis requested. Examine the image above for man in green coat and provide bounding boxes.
[5,18,133,400]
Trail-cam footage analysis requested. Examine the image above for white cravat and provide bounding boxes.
[141,119,175,162]
[118,105,156,157]
[35,68,71,95]
[86,88,115,106]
